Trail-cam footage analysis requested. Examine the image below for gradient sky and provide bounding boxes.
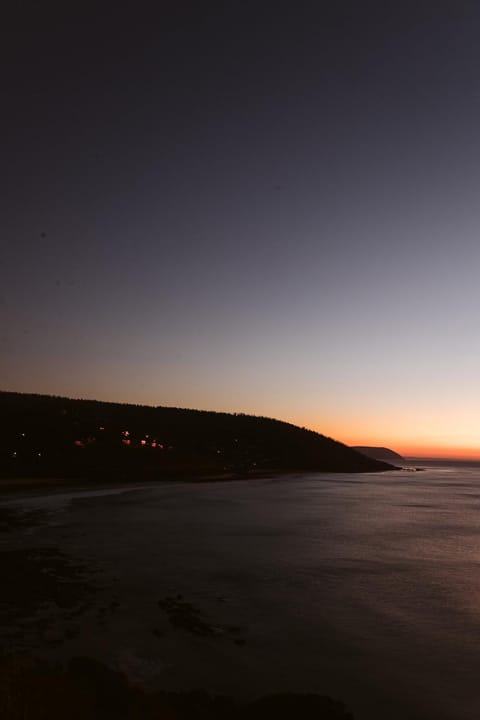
[3,1,480,457]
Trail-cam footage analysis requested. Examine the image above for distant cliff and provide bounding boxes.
[0,392,394,479]
[352,446,403,462]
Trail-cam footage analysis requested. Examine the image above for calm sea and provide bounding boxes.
[3,462,480,720]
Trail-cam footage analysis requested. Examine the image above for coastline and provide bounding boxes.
[0,471,272,497]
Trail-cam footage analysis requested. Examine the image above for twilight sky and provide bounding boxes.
[3,1,480,457]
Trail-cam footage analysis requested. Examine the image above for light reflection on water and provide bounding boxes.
[3,465,480,719]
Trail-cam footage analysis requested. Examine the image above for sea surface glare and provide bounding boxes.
[2,464,480,720]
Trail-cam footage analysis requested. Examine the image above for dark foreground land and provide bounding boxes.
[0,654,353,719]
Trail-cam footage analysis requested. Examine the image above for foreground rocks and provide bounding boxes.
[0,654,354,719]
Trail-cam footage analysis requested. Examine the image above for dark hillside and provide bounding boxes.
[0,392,394,479]
[352,446,404,461]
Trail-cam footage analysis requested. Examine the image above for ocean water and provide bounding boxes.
[3,463,480,719]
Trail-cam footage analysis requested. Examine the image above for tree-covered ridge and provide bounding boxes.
[0,392,394,479]
[352,447,404,461]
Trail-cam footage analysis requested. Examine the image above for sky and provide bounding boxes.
[2,1,480,458]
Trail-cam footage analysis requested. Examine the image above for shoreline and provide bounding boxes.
[0,471,272,497]
[0,464,400,498]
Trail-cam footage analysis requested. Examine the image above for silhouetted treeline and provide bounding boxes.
[352,446,404,461]
[0,392,393,480]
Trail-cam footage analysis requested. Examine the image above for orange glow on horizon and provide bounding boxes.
[343,437,480,461]
[395,445,480,460]
[298,415,480,462]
